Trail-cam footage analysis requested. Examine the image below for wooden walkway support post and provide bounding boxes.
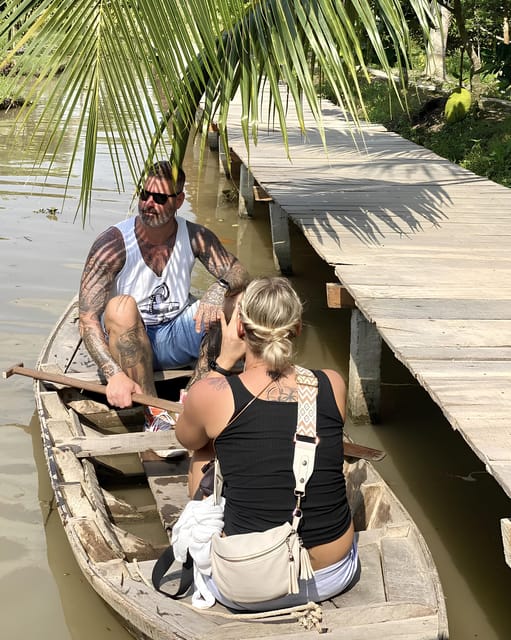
[218,145,230,178]
[269,201,293,275]
[238,164,255,218]
[348,309,382,424]
[502,518,511,567]
[207,125,219,151]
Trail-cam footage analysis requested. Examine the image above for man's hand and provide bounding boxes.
[105,371,143,408]
[194,282,225,332]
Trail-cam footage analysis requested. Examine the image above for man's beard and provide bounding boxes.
[139,206,174,228]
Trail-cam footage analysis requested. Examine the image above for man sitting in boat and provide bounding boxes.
[78,160,249,432]
[175,277,359,610]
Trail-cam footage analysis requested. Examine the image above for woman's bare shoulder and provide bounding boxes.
[320,368,346,384]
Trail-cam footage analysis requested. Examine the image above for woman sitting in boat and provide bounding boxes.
[175,276,359,611]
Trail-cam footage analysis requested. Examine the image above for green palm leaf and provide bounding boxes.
[0,0,433,223]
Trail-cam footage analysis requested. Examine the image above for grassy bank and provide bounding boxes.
[356,78,511,189]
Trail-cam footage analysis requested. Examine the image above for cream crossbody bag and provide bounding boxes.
[210,366,319,604]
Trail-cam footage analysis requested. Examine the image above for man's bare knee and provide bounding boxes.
[104,295,140,331]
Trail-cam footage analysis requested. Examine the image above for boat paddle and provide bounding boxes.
[3,362,182,414]
[3,362,385,462]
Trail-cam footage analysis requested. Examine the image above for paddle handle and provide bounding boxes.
[344,441,385,462]
[3,362,182,414]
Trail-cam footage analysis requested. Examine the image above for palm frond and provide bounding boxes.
[0,0,434,222]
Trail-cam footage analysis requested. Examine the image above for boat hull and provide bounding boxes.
[34,297,448,639]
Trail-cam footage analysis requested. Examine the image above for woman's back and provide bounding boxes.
[216,369,352,548]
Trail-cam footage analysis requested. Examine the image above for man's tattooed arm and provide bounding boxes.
[189,223,250,295]
[188,223,250,333]
[78,227,126,378]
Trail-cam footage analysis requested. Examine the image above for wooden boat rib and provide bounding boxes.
[33,297,448,639]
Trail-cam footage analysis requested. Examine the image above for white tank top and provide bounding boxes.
[111,216,195,325]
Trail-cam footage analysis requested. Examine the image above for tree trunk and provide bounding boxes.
[450,0,481,87]
[424,2,451,82]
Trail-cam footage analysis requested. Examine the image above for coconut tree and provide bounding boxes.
[0,0,433,222]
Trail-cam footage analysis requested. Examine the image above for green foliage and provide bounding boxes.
[0,0,434,222]
[358,79,511,189]
[0,75,8,101]
[352,77,410,124]
[445,50,472,83]
[421,112,511,187]
[481,43,511,95]
[444,88,472,123]
[460,138,511,187]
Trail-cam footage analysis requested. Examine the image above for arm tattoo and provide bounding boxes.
[81,325,122,380]
[187,333,215,387]
[201,282,227,306]
[189,223,250,294]
[79,227,126,374]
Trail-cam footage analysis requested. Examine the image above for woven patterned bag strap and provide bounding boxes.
[295,365,319,439]
[293,365,319,496]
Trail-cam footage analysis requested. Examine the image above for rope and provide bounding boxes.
[129,556,325,631]
[178,600,325,632]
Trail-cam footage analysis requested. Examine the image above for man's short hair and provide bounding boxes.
[146,161,185,191]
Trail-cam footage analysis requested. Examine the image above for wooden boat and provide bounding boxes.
[26,297,448,639]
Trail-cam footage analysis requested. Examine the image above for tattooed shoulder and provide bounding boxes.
[206,376,231,390]
[266,382,298,402]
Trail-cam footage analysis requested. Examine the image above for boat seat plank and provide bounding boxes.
[46,365,194,384]
[331,541,385,607]
[356,526,386,546]
[55,430,185,457]
[381,537,437,609]
[140,453,191,534]
[308,615,441,640]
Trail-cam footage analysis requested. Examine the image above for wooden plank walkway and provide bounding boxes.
[224,90,511,566]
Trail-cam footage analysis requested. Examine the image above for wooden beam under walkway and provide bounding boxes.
[215,91,511,567]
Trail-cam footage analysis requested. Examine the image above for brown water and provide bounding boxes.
[1,106,511,639]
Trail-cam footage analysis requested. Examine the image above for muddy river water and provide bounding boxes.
[1,105,511,639]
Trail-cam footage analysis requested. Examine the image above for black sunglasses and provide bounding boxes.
[139,189,182,205]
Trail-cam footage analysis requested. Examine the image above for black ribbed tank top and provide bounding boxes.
[215,369,352,548]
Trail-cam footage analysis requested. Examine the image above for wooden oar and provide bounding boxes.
[3,362,385,462]
[3,362,182,414]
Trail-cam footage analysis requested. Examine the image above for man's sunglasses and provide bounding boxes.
[139,189,182,205]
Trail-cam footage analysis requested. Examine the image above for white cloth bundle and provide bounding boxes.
[171,495,225,608]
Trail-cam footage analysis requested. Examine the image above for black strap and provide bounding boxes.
[151,544,194,599]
